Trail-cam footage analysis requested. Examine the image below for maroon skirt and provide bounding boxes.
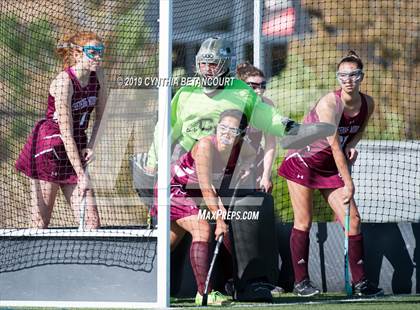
[15,119,86,184]
[278,152,344,189]
[151,183,202,222]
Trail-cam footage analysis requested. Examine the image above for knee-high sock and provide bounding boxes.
[290,227,310,283]
[349,233,365,284]
[190,241,210,295]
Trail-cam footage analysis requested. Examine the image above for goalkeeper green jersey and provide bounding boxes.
[147,78,286,168]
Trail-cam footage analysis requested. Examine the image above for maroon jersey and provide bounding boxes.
[171,135,241,194]
[45,67,100,149]
[245,98,275,183]
[15,68,100,183]
[152,135,241,221]
[278,90,368,189]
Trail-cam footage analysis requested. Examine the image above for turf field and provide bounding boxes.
[170,294,420,309]
[4,294,418,310]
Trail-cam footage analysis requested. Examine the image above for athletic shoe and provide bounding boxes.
[270,285,285,298]
[293,279,320,297]
[195,291,229,306]
[234,282,273,302]
[353,279,384,297]
[225,279,284,298]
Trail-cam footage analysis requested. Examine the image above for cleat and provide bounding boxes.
[195,290,229,306]
[293,279,320,297]
[353,279,384,297]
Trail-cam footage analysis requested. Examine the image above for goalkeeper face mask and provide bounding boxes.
[196,37,235,94]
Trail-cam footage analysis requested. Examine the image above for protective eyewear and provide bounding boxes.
[217,123,243,137]
[247,81,267,90]
[336,69,363,83]
[82,45,105,59]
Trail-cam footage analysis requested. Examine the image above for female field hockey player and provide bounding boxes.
[278,51,384,297]
[145,37,299,174]
[236,62,276,193]
[16,32,106,229]
[153,109,254,305]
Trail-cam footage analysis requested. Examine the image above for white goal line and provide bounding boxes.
[0,228,157,238]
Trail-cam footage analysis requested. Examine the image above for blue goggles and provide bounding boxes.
[82,45,104,59]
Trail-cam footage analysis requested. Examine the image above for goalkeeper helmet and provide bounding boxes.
[196,37,235,79]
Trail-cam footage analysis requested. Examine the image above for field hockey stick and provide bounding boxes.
[202,234,224,306]
[344,201,352,296]
[280,122,336,149]
[78,191,87,231]
[202,171,246,306]
[78,165,90,231]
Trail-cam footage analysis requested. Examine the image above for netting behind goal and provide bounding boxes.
[0,0,161,277]
[0,0,419,297]
[170,0,419,223]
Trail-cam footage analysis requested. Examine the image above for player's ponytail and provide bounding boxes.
[337,50,364,70]
[56,32,103,69]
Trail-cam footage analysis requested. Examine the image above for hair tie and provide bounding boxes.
[57,42,77,49]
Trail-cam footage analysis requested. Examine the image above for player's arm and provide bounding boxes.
[51,73,84,180]
[193,138,227,236]
[249,94,288,137]
[317,93,354,202]
[260,97,276,191]
[87,68,107,150]
[146,88,183,171]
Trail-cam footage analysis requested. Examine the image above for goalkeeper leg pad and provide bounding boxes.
[230,192,279,302]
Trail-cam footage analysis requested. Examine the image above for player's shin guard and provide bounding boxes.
[230,192,278,301]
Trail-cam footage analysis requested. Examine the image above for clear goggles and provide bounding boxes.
[217,123,244,137]
[336,69,363,83]
[82,45,105,59]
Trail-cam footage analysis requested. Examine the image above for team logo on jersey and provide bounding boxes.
[72,96,97,110]
[338,125,360,135]
[185,118,215,138]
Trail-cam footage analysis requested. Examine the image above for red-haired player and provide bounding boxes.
[16,32,106,229]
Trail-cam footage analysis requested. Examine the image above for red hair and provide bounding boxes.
[56,31,102,69]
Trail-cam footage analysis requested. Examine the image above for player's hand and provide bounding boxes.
[143,165,157,176]
[81,148,94,164]
[259,176,273,193]
[343,182,355,204]
[345,146,358,166]
[215,219,228,240]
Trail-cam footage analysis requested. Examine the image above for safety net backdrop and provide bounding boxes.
[0,0,159,272]
[0,0,419,272]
